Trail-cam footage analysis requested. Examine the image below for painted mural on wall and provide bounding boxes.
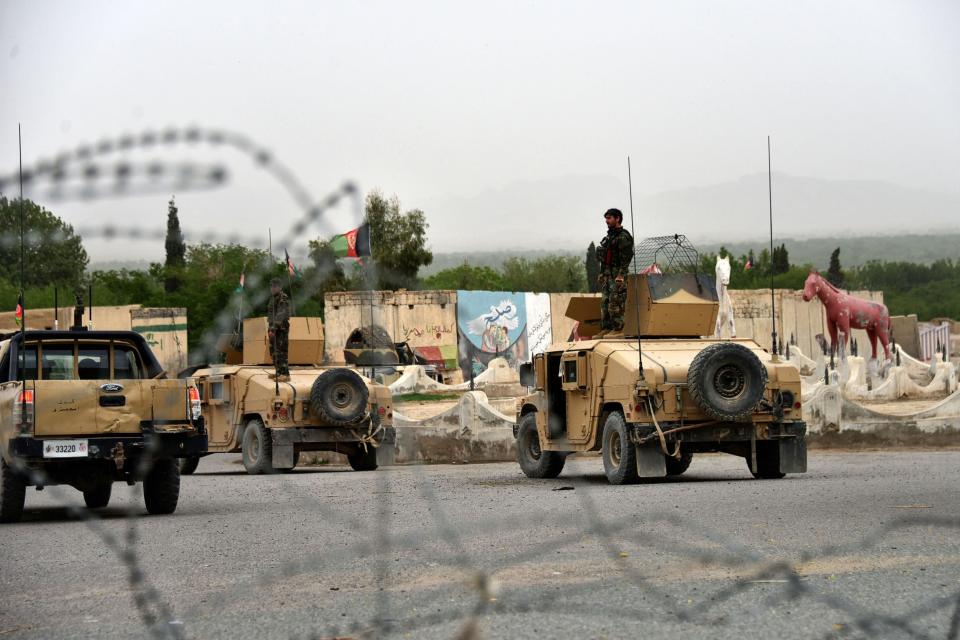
[456,290,554,378]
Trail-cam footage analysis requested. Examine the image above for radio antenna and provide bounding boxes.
[627,157,645,380]
[767,136,779,361]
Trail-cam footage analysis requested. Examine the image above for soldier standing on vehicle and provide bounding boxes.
[596,208,634,338]
[268,278,291,381]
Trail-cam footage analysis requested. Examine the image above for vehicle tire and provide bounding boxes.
[749,443,786,480]
[143,459,180,515]
[687,342,768,422]
[516,413,565,479]
[347,446,378,471]
[310,368,369,426]
[177,456,200,475]
[664,450,693,476]
[241,418,274,475]
[83,482,112,509]
[601,412,639,485]
[0,457,26,524]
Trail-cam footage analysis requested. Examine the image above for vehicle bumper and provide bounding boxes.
[271,424,396,447]
[9,430,208,461]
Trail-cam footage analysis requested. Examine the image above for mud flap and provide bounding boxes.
[636,444,667,478]
[272,443,296,469]
[778,437,807,474]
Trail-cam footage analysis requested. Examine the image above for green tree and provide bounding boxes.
[502,255,586,293]
[826,247,844,287]
[421,262,505,290]
[585,242,599,293]
[0,196,88,288]
[363,191,432,290]
[307,239,348,292]
[772,243,790,275]
[164,196,186,293]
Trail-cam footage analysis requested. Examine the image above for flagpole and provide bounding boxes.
[17,124,26,402]
[285,250,296,316]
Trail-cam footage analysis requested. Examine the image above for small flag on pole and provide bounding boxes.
[285,250,302,279]
[235,272,245,293]
[330,223,371,259]
[744,259,753,271]
[14,293,23,327]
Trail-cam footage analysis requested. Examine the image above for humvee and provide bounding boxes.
[515,235,806,485]
[180,317,395,475]
[0,329,207,523]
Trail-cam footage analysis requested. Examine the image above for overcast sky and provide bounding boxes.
[1,0,958,261]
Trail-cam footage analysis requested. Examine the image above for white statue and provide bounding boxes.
[714,255,736,339]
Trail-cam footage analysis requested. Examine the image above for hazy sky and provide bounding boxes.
[1,1,958,261]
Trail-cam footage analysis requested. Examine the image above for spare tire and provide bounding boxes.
[310,368,369,425]
[687,342,767,422]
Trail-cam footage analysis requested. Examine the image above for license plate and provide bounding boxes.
[42,439,89,458]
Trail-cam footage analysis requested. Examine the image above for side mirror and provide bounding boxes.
[519,362,535,387]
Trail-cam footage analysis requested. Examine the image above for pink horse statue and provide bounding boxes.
[802,271,892,361]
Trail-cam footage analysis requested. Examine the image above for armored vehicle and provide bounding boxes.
[0,329,207,523]
[515,235,806,484]
[181,317,394,475]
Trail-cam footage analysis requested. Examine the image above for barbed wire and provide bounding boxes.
[1,130,958,640]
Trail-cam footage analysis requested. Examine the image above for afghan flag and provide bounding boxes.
[744,259,753,271]
[285,249,302,279]
[14,293,23,327]
[235,271,245,293]
[330,223,371,259]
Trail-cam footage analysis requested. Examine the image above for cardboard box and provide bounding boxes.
[243,317,325,365]
[566,274,718,338]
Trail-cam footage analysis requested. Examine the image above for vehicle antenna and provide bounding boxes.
[627,157,645,381]
[88,283,93,330]
[17,124,25,387]
[767,136,779,362]
[54,287,58,330]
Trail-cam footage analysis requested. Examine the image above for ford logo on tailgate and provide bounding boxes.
[100,383,124,393]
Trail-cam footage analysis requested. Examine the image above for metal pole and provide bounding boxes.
[767,136,779,360]
[18,125,25,389]
[627,157,645,380]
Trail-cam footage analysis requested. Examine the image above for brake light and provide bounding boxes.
[188,386,202,420]
[13,389,34,433]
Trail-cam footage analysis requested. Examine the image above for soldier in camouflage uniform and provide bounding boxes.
[596,208,634,338]
[267,278,291,381]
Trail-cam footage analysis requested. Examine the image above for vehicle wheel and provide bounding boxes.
[687,342,768,422]
[242,418,274,475]
[516,413,565,479]
[602,412,638,485]
[665,450,693,476]
[83,482,112,509]
[0,457,26,524]
[177,456,200,475]
[143,459,180,515]
[347,446,378,471]
[310,368,369,426]
[749,443,786,479]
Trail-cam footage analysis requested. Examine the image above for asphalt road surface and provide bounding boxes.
[1,450,958,640]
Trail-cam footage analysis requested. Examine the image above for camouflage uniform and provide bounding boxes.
[597,227,634,332]
[268,290,291,376]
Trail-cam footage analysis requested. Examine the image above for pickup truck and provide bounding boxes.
[0,330,207,523]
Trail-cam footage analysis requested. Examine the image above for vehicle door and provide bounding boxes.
[199,375,232,449]
[561,351,592,444]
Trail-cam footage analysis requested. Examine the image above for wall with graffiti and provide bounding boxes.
[456,290,554,380]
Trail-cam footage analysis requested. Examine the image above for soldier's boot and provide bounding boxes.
[276,374,291,382]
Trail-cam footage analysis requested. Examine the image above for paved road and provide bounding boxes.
[1,450,958,640]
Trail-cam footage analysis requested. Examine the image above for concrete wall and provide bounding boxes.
[131,308,189,375]
[323,290,458,364]
[729,289,884,357]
